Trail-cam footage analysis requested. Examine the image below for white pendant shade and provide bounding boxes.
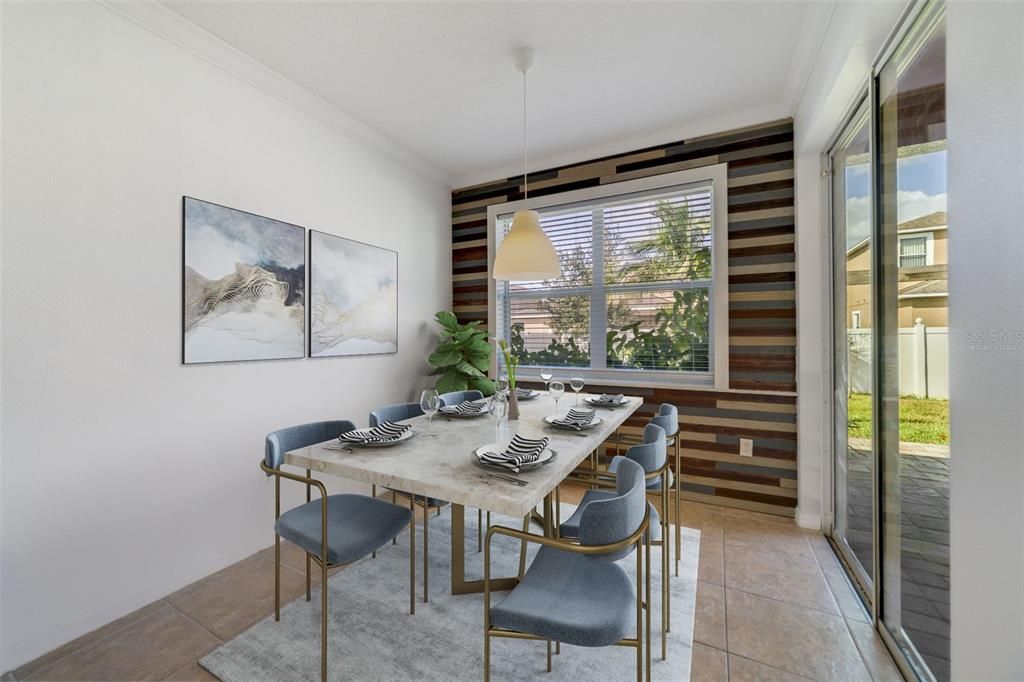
[492,209,561,281]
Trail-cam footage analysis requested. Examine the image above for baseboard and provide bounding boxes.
[795,509,823,530]
[0,537,271,673]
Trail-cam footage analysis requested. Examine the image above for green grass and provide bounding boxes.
[846,393,949,445]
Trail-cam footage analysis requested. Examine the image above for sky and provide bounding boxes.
[844,148,947,248]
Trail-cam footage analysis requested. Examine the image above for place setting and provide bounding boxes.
[544,407,602,432]
[472,434,556,486]
[326,421,414,452]
[439,399,490,418]
[584,392,629,408]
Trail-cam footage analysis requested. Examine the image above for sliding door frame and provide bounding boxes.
[824,92,876,616]
[825,2,944,680]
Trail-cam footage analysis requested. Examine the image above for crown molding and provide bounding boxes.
[96,0,451,187]
[783,0,838,115]
[451,101,791,190]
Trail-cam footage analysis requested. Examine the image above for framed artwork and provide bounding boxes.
[309,230,398,357]
[182,197,306,364]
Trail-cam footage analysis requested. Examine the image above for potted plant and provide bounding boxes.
[427,311,496,396]
[497,338,521,420]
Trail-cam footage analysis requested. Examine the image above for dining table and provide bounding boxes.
[284,392,643,595]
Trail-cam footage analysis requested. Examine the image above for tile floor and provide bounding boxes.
[3,488,903,682]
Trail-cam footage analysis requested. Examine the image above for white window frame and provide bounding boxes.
[898,230,934,267]
[487,163,730,390]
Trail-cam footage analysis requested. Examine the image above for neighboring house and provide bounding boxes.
[846,211,948,329]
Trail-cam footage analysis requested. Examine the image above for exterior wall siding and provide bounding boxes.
[451,119,799,515]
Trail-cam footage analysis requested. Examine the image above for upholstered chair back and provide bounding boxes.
[649,403,679,438]
[368,402,424,427]
[265,420,356,470]
[577,457,647,562]
[620,423,667,474]
[438,390,484,407]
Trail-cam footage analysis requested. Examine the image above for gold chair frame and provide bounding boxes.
[605,431,683,577]
[567,460,672,660]
[261,461,416,681]
[483,505,653,682]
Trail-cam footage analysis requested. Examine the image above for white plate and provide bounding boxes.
[440,409,488,419]
[473,444,556,471]
[584,397,628,408]
[511,390,541,401]
[543,415,603,430]
[338,428,414,448]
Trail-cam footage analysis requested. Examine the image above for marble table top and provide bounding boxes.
[285,392,643,517]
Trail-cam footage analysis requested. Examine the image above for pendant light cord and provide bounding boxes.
[522,67,528,209]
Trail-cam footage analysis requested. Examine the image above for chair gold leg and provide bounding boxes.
[518,515,529,578]
[477,508,483,553]
[306,552,311,602]
[635,538,643,682]
[555,485,561,537]
[409,497,416,615]
[423,502,429,603]
[645,532,652,682]
[274,534,281,621]
[321,558,327,682]
[546,640,552,672]
[675,438,681,577]
[484,629,491,682]
[663,477,669,655]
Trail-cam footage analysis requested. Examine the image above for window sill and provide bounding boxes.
[512,370,718,392]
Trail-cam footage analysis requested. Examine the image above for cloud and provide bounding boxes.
[311,232,396,311]
[184,199,304,279]
[896,190,947,223]
[844,190,947,248]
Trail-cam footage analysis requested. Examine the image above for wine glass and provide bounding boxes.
[540,370,553,393]
[488,391,508,422]
[548,380,565,418]
[420,388,440,422]
[570,376,585,405]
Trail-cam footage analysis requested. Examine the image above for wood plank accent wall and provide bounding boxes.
[451,119,798,515]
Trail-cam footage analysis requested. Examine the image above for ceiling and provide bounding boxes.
[159,1,833,187]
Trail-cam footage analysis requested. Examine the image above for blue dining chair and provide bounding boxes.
[561,422,672,661]
[261,420,415,681]
[438,389,484,406]
[369,401,449,603]
[647,404,681,576]
[484,457,652,682]
[605,404,681,575]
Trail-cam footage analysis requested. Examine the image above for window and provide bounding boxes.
[898,232,933,267]
[490,166,728,387]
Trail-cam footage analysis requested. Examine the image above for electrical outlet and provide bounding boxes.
[739,438,754,457]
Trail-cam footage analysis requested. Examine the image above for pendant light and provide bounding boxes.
[492,47,562,281]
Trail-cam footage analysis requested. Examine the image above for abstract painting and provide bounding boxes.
[182,197,305,364]
[309,230,397,357]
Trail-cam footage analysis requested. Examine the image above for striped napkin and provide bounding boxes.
[440,400,487,416]
[478,435,550,473]
[338,421,411,444]
[552,408,597,430]
[591,393,625,406]
[515,387,535,399]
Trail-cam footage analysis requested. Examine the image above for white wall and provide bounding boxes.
[0,1,451,670]
[792,0,908,529]
[947,2,1024,679]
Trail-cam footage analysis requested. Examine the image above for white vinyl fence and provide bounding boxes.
[847,322,949,399]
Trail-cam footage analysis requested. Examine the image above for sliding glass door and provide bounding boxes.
[877,3,949,679]
[830,2,949,680]
[830,101,875,602]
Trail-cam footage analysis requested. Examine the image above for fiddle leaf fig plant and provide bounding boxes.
[428,311,496,396]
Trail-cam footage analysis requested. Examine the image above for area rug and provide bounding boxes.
[201,504,700,681]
